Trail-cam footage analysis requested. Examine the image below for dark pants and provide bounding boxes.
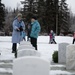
[23,37,26,41]
[27,36,30,41]
[72,38,75,44]
[53,39,57,44]
[27,35,30,41]
[30,37,37,50]
[12,43,17,58]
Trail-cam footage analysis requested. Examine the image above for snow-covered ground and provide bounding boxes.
[0,36,73,60]
[0,36,74,75]
[38,36,73,61]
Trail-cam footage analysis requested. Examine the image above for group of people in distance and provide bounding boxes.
[12,13,41,58]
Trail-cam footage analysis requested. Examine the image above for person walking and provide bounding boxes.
[12,13,25,58]
[49,30,57,44]
[30,16,41,50]
[72,32,75,44]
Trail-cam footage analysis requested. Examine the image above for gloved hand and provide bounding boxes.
[16,28,20,32]
[19,26,23,31]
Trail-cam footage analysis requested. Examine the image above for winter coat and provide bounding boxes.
[12,19,25,43]
[21,31,26,38]
[49,33,52,39]
[30,20,41,38]
[27,24,31,38]
[49,33,53,43]
[49,32,55,43]
[73,33,75,38]
[52,32,55,39]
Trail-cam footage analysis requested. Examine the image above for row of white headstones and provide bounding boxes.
[58,43,75,70]
[13,41,50,75]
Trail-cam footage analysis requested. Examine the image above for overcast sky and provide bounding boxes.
[2,0,75,14]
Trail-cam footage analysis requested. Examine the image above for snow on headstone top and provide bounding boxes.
[17,49,41,57]
[13,56,50,75]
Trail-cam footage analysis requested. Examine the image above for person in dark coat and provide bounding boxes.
[27,24,31,41]
[12,13,25,58]
[72,32,75,44]
[30,16,41,50]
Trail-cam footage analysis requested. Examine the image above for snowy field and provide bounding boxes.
[38,36,73,61]
[0,36,74,75]
[0,36,73,61]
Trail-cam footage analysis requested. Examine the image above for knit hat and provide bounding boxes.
[17,13,22,17]
[51,30,53,33]
[31,16,37,20]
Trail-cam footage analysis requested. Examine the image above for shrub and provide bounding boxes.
[52,51,58,63]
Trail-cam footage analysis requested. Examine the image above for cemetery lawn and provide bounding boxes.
[0,36,74,75]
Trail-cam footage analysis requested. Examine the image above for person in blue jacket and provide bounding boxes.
[12,13,25,57]
[30,16,41,50]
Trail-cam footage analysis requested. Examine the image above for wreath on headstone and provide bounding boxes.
[52,51,58,63]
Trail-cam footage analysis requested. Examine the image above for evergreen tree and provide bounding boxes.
[37,0,46,32]
[54,0,59,34]
[0,0,5,30]
[21,0,38,29]
[58,0,70,34]
[45,0,55,33]
[20,0,70,34]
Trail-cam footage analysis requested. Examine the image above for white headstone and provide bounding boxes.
[18,48,34,51]
[13,56,50,75]
[20,44,31,47]
[58,43,69,64]
[66,45,75,70]
[18,45,35,50]
[19,45,33,48]
[20,41,31,45]
[17,49,41,57]
[20,42,31,46]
